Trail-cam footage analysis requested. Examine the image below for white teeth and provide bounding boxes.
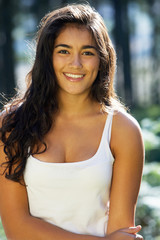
[65,73,84,78]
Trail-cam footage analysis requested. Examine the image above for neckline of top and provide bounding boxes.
[29,112,113,166]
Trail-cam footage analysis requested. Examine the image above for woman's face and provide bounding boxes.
[52,24,100,97]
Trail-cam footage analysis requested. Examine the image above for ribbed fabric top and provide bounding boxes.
[24,112,114,237]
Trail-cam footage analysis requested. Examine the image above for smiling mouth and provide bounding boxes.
[64,73,85,81]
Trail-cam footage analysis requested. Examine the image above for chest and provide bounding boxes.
[33,115,107,163]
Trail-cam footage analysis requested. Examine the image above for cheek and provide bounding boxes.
[91,60,100,74]
[52,56,56,70]
[52,55,62,70]
[92,57,100,68]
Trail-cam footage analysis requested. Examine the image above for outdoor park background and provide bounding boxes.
[0,0,160,239]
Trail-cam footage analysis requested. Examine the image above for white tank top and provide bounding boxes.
[24,112,114,237]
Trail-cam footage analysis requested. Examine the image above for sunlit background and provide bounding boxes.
[0,0,160,239]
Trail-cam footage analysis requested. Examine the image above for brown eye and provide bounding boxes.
[58,50,69,54]
[83,51,94,56]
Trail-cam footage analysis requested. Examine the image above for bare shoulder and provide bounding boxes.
[0,109,10,165]
[0,110,6,127]
[112,110,142,137]
[0,108,10,128]
[113,110,141,130]
[111,110,144,156]
[0,104,18,127]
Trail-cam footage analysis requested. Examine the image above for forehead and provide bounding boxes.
[55,23,96,45]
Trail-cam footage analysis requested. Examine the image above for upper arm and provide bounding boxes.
[0,115,29,237]
[107,111,144,234]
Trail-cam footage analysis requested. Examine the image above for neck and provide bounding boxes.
[57,91,100,118]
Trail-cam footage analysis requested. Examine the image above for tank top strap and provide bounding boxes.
[101,110,114,145]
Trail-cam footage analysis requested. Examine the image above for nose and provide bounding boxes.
[69,54,82,68]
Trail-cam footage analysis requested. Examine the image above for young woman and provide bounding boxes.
[0,3,144,240]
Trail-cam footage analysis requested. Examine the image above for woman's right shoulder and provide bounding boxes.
[0,108,13,144]
[0,104,19,127]
[0,110,7,128]
[0,111,7,166]
[0,108,10,128]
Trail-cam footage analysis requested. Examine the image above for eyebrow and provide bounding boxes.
[54,44,97,50]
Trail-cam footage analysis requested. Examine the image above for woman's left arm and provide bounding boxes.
[107,111,144,234]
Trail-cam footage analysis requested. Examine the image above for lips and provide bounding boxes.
[64,73,85,82]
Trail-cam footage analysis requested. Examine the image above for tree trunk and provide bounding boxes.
[149,0,160,104]
[113,0,132,106]
[0,0,15,106]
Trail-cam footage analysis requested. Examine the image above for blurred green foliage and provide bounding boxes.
[132,105,160,122]
[136,163,160,240]
[0,219,6,239]
[132,105,160,163]
[132,105,160,239]
[143,168,160,187]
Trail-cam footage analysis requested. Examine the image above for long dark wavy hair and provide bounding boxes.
[0,3,124,183]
